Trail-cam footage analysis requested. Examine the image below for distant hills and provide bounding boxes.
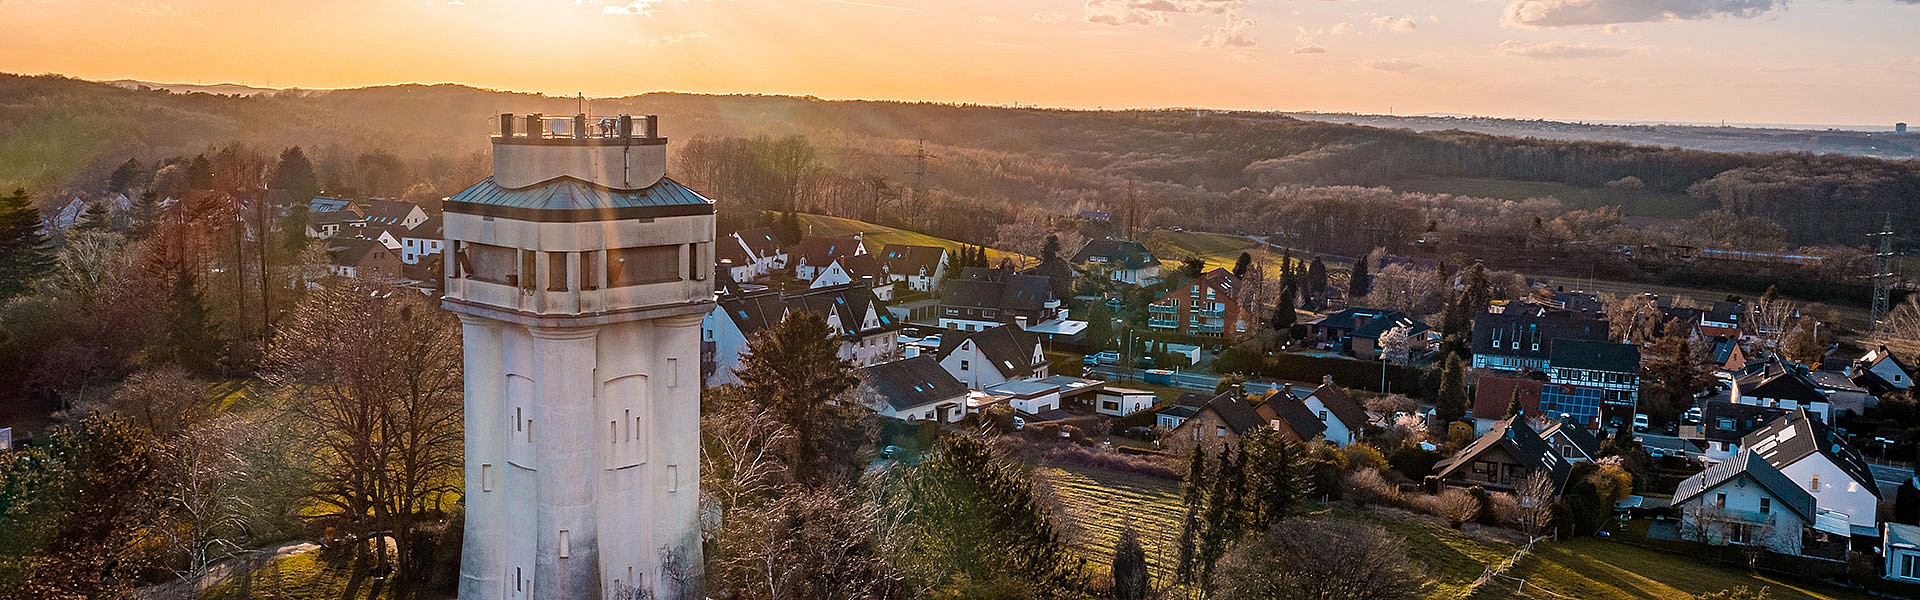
[1286,112,1920,158]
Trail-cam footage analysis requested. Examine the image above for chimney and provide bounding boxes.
[499,113,515,137]
[1323,374,1334,386]
[716,260,743,296]
[1016,315,1029,330]
[860,275,875,290]
[644,114,659,138]
[618,114,634,138]
[524,114,543,139]
[573,114,588,139]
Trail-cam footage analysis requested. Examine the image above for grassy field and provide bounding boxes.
[1481,539,1872,600]
[1388,176,1713,219]
[1327,505,1519,599]
[202,551,396,600]
[1037,465,1188,581]
[1141,229,1302,276]
[795,214,1028,264]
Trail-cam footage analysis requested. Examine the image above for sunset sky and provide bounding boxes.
[3,0,1917,126]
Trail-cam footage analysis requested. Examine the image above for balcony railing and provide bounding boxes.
[1193,324,1225,333]
[1149,304,1178,314]
[1196,308,1225,318]
[1148,318,1179,329]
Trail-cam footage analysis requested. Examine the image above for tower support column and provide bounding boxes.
[529,325,602,600]
[457,315,507,600]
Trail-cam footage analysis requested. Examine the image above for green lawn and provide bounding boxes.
[1483,539,1872,600]
[202,551,396,600]
[1037,465,1187,581]
[1326,505,1517,599]
[794,213,1028,264]
[1388,176,1713,219]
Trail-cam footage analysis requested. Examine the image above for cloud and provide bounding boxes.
[1032,12,1066,23]
[1364,58,1421,72]
[1083,0,1248,26]
[1495,40,1634,58]
[1290,45,1327,54]
[1330,22,1357,35]
[1200,12,1257,48]
[601,0,661,15]
[1369,15,1418,32]
[637,31,708,46]
[1501,0,1786,27]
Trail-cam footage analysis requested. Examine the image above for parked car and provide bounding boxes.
[1632,413,1650,433]
[1682,407,1702,426]
[1086,350,1121,366]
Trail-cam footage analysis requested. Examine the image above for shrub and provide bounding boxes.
[1340,444,1389,473]
[1486,492,1522,527]
[1344,468,1399,507]
[1415,489,1482,529]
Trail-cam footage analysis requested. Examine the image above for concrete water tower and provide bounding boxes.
[444,113,712,600]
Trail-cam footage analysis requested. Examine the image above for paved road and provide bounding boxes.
[1085,365,1220,392]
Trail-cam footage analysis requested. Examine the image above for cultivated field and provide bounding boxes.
[794,214,1029,264]
[1483,539,1873,600]
[1387,176,1713,219]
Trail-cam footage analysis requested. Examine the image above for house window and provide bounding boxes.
[1715,492,1726,508]
[1903,555,1920,579]
[960,360,970,371]
[1759,498,1770,514]
[481,464,494,492]
[558,530,571,559]
[1215,426,1226,438]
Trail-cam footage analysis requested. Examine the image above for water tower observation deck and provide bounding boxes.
[442,113,715,327]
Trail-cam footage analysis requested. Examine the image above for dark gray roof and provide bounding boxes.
[716,238,752,265]
[1071,238,1156,270]
[716,283,899,339]
[837,253,886,281]
[1536,421,1602,460]
[1435,415,1573,491]
[1260,392,1327,440]
[878,244,946,276]
[733,227,783,258]
[939,268,1053,312]
[361,199,421,225]
[1672,450,1815,521]
[1707,301,1745,324]
[861,356,967,412]
[936,325,1041,379]
[327,237,387,267]
[1305,383,1368,430]
[1471,310,1611,362]
[446,175,712,221]
[1742,409,1879,498]
[1549,339,1640,373]
[1698,400,1787,443]
[311,209,364,225]
[1206,392,1271,436]
[1734,361,1828,404]
[1351,312,1430,341]
[794,237,862,269]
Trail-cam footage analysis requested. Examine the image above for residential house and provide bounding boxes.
[1806,370,1873,418]
[984,380,1063,415]
[701,282,902,386]
[361,199,430,230]
[1071,238,1159,285]
[1673,450,1849,561]
[1536,419,1602,462]
[1470,309,1611,373]
[1472,376,1544,436]
[1703,300,1746,331]
[935,325,1047,389]
[1157,392,1211,430]
[1296,376,1369,447]
[1741,410,1881,537]
[1307,308,1430,358]
[326,237,402,280]
[877,244,948,293]
[1165,392,1271,455]
[1681,400,1788,462]
[937,268,1065,333]
[309,197,352,213]
[717,243,756,283]
[399,214,444,265]
[858,355,969,422]
[811,254,893,301]
[1036,375,1105,408]
[1433,415,1572,493]
[1545,339,1642,427]
[726,228,787,278]
[1732,360,1835,423]
[792,236,866,281]
[1885,523,1920,583]
[1253,391,1328,445]
[308,209,365,239]
[1093,387,1158,417]
[1145,268,1254,337]
[1851,345,1914,396]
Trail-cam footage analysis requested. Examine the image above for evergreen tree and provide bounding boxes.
[1181,256,1205,279]
[1175,446,1208,587]
[1462,263,1492,316]
[1231,252,1252,278]
[0,188,54,299]
[187,155,215,191]
[1507,386,1525,418]
[76,203,112,232]
[734,310,860,484]
[106,157,145,194]
[1435,353,1468,423]
[1761,284,1779,306]
[1304,256,1327,309]
[1241,429,1310,530]
[1272,290,1297,345]
[164,269,222,376]
[1440,290,1472,358]
[771,210,803,246]
[1037,234,1073,297]
[886,433,1080,595]
[1112,524,1150,600]
[268,146,321,201]
[1349,256,1371,299]
[1642,329,1712,425]
[1085,301,1115,351]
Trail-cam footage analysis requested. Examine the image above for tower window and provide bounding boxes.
[558,530,570,559]
[548,252,568,292]
[468,243,519,286]
[608,246,681,287]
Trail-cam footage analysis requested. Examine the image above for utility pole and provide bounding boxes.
[1870,213,1897,332]
[257,187,272,344]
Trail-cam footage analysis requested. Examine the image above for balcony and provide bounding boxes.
[1148,304,1178,314]
[1196,307,1225,318]
[1193,324,1225,334]
[1148,318,1179,329]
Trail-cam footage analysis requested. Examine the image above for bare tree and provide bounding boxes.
[1344,468,1398,507]
[1514,471,1556,545]
[263,282,463,583]
[106,366,213,438]
[1430,488,1481,529]
[1213,519,1429,600]
[150,415,256,591]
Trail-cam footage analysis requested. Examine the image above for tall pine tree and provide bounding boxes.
[0,188,54,299]
[164,269,222,375]
[1349,255,1371,299]
[1435,353,1469,423]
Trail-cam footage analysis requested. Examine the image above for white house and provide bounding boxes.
[859,356,970,422]
[985,379,1062,415]
[1743,410,1881,538]
[1297,378,1368,447]
[399,215,444,265]
[702,283,901,386]
[729,227,787,277]
[792,236,867,282]
[1094,387,1158,417]
[1071,238,1159,285]
[1673,450,1837,559]
[1885,523,1920,583]
[810,255,892,301]
[936,325,1046,390]
[360,199,430,230]
[1732,361,1834,423]
[877,244,948,293]
[1852,345,1914,396]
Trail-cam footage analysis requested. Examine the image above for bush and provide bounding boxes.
[1388,445,1441,482]
[1414,489,1482,529]
[1486,493,1521,527]
[1344,468,1399,507]
[1340,444,1389,473]
[996,437,1181,479]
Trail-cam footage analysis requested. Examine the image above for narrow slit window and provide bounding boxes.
[624,409,632,440]
[558,530,570,559]
[667,465,678,492]
[481,463,494,492]
[582,252,600,290]
[527,420,534,443]
[610,420,618,445]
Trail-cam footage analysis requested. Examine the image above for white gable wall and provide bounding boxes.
[1775,453,1879,536]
